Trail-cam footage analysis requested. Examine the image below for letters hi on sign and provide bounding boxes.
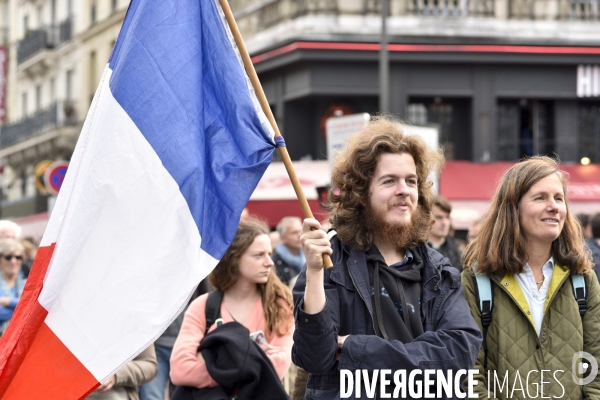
[577,65,600,98]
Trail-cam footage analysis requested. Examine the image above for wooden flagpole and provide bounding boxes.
[218,0,333,268]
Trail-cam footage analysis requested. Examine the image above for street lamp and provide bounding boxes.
[379,0,389,113]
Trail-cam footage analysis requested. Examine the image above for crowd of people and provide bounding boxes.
[3,115,600,399]
[0,220,38,337]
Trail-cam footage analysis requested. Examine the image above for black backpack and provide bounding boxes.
[204,289,224,333]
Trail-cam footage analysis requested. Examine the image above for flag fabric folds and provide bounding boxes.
[0,0,275,398]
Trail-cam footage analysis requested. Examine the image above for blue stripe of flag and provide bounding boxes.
[107,0,275,259]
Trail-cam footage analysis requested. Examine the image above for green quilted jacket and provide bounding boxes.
[462,265,600,400]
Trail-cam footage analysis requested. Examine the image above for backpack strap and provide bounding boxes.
[571,274,587,318]
[204,289,224,334]
[473,274,493,370]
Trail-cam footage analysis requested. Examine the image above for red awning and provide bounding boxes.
[440,161,600,229]
[246,199,329,228]
[247,161,331,227]
[440,161,600,201]
[440,161,513,201]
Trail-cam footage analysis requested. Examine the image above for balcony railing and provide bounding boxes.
[294,0,339,16]
[17,18,73,64]
[231,0,599,35]
[17,28,51,63]
[509,0,599,19]
[560,0,600,20]
[0,101,78,148]
[408,0,495,17]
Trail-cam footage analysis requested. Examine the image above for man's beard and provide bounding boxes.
[366,200,430,251]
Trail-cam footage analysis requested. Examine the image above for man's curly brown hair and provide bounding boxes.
[329,116,445,251]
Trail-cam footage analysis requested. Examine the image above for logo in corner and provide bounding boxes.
[572,351,598,385]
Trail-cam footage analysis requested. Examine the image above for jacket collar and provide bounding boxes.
[544,264,570,311]
[333,238,457,311]
[490,264,570,330]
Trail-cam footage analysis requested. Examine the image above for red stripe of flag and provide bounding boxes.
[3,321,99,399]
[0,245,56,395]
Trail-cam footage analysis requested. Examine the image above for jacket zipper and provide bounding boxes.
[492,273,569,372]
[421,248,440,324]
[537,272,570,371]
[347,259,382,400]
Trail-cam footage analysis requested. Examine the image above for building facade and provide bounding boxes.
[0,0,127,219]
[0,0,599,226]
[232,0,600,164]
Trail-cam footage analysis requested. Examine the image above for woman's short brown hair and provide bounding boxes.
[463,156,592,275]
[329,116,445,250]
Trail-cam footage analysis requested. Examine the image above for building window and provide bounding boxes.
[21,92,28,117]
[89,51,96,104]
[579,103,600,163]
[66,69,73,101]
[496,99,555,161]
[35,85,41,111]
[407,97,472,160]
[2,1,8,44]
[37,5,43,28]
[51,0,56,25]
[23,15,29,36]
[90,2,97,24]
[406,104,427,125]
[50,77,55,102]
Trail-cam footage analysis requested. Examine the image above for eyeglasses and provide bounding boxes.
[3,254,23,261]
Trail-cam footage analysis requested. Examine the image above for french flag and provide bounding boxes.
[0,0,275,398]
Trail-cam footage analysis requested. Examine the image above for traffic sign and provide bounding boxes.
[44,161,69,196]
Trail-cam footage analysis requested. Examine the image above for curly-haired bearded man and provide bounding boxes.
[292,116,482,400]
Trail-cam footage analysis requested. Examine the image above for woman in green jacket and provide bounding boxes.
[462,156,600,400]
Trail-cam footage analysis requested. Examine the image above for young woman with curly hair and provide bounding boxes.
[170,218,294,390]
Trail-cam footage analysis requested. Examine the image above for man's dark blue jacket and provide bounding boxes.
[292,235,482,399]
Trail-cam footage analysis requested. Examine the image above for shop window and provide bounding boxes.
[578,103,600,163]
[406,104,427,125]
[407,97,472,160]
[496,100,554,161]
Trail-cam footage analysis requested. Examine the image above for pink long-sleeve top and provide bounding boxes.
[170,293,294,388]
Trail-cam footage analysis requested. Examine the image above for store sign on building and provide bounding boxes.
[577,65,600,98]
